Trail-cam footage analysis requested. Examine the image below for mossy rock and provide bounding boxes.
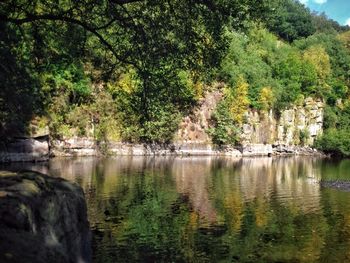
[0,171,91,263]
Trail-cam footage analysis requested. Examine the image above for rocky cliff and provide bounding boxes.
[49,91,324,157]
[1,90,324,160]
[0,171,91,263]
[175,90,324,156]
[241,97,323,146]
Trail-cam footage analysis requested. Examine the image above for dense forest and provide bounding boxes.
[1,0,350,155]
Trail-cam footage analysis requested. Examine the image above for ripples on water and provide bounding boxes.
[2,156,350,262]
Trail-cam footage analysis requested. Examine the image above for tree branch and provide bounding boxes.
[0,13,141,70]
[108,0,144,4]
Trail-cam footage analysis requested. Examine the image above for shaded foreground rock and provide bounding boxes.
[0,171,91,263]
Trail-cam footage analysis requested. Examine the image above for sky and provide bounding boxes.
[298,0,350,26]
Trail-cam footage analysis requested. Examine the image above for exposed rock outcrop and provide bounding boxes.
[175,91,324,156]
[51,137,98,157]
[3,91,324,160]
[0,171,91,263]
[51,141,242,157]
[0,136,49,163]
[176,88,223,143]
[239,144,273,157]
[241,97,324,146]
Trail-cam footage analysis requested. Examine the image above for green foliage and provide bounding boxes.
[208,100,239,146]
[0,0,272,142]
[258,87,275,111]
[209,78,250,146]
[338,30,350,51]
[299,129,310,146]
[220,25,330,112]
[294,33,350,87]
[323,106,339,129]
[0,23,43,137]
[265,0,316,42]
[303,45,331,84]
[142,103,182,143]
[220,28,278,110]
[315,129,350,157]
[42,63,92,105]
[227,77,250,124]
[311,13,349,34]
[1,0,350,154]
[273,49,303,107]
[316,103,350,156]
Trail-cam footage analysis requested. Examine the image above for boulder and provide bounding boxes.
[0,136,49,163]
[0,171,91,263]
[51,137,97,157]
[240,144,273,157]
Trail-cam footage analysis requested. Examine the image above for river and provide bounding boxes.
[2,156,350,262]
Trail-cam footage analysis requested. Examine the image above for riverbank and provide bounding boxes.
[0,136,325,163]
[52,139,323,158]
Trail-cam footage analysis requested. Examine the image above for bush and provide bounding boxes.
[323,106,338,129]
[208,100,240,146]
[299,129,310,146]
[315,129,350,156]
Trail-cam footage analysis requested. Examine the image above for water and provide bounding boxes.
[3,156,350,262]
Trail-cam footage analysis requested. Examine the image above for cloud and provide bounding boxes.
[313,0,327,4]
[346,18,350,26]
[298,0,327,4]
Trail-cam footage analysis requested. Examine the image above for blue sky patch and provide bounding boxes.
[298,0,350,26]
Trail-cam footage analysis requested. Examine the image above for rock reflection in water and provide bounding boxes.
[237,157,322,212]
[47,156,323,218]
[3,156,350,262]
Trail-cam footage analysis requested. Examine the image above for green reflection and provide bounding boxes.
[32,157,350,262]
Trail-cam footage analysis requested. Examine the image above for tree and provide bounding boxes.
[0,0,269,140]
[303,45,331,83]
[294,33,350,86]
[208,77,250,146]
[258,87,275,111]
[302,45,331,97]
[228,77,250,124]
[338,31,350,51]
[265,0,315,42]
[311,12,349,34]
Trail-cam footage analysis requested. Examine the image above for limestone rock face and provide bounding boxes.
[239,144,273,157]
[174,88,324,152]
[0,172,91,263]
[51,137,97,157]
[0,136,49,162]
[47,92,324,157]
[242,97,324,146]
[176,88,223,143]
[174,93,324,156]
[104,142,242,157]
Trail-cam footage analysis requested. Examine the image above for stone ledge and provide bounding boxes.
[0,136,49,163]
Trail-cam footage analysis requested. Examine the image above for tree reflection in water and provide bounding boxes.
[5,156,350,262]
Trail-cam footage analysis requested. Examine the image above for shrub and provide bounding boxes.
[315,129,350,156]
[299,129,310,146]
[208,100,240,146]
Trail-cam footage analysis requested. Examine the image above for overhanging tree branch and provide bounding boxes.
[0,13,140,70]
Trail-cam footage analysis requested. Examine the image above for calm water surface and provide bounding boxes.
[4,156,350,262]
